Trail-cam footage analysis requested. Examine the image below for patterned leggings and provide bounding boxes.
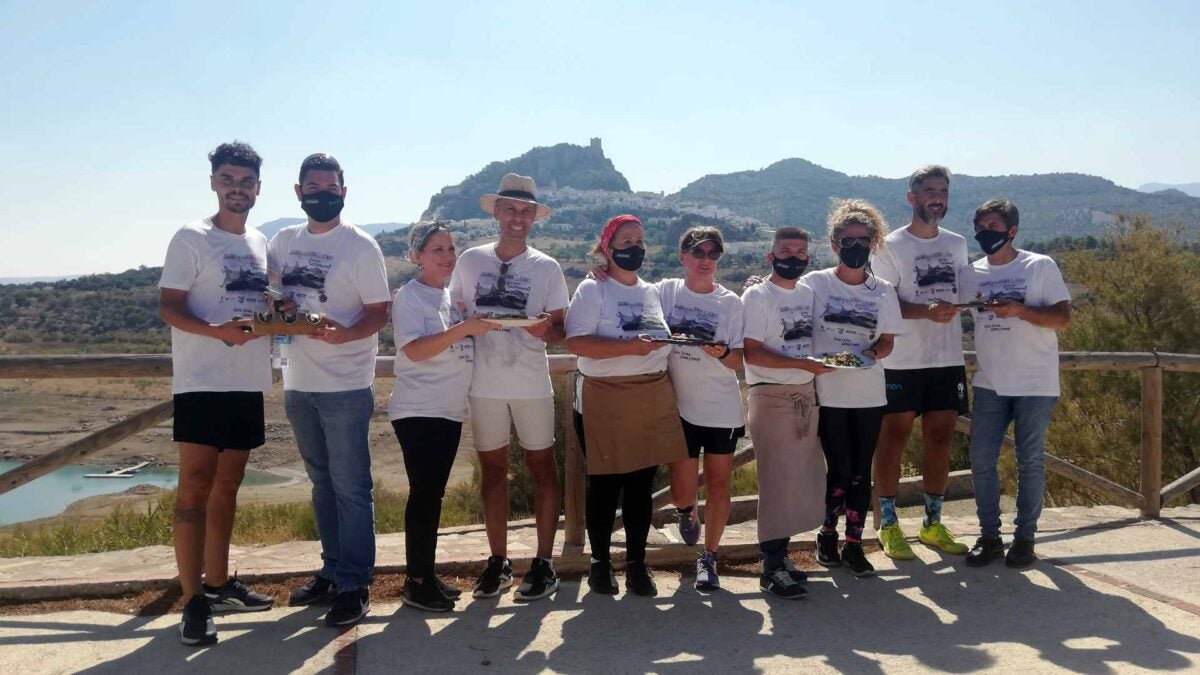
[818,406,885,542]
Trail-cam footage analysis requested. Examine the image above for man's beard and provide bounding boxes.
[918,203,945,226]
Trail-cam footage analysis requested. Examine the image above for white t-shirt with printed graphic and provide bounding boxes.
[656,278,745,429]
[740,278,817,387]
[159,219,271,394]
[448,244,570,399]
[806,268,904,408]
[388,279,474,422]
[871,227,968,369]
[962,250,1071,397]
[565,278,671,378]
[267,222,391,393]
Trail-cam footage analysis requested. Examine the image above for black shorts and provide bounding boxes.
[173,391,265,451]
[681,418,745,459]
[884,366,969,416]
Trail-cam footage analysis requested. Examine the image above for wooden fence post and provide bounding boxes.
[563,371,586,548]
[1140,366,1163,518]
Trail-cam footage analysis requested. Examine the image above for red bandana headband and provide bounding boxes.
[600,214,642,251]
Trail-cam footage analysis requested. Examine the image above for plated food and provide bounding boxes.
[818,351,875,369]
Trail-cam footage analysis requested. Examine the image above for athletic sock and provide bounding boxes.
[879,496,898,528]
[923,492,944,527]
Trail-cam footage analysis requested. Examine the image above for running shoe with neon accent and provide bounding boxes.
[879,524,916,560]
[919,522,969,555]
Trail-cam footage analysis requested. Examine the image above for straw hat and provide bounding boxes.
[479,173,552,220]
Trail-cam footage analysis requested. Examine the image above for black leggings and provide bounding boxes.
[574,411,658,564]
[817,406,885,542]
[392,417,461,578]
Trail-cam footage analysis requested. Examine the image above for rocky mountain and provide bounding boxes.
[421,138,631,221]
[675,159,1200,243]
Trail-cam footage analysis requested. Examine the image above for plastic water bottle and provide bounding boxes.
[272,334,291,371]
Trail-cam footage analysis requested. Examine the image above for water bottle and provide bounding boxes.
[272,333,291,371]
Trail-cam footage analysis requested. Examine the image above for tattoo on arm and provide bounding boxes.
[173,505,206,525]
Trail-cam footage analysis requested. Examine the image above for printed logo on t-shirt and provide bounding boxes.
[280,250,332,303]
[218,253,268,317]
[973,277,1028,334]
[474,268,530,313]
[778,304,813,342]
[820,295,880,345]
[617,301,668,333]
[910,251,958,300]
[667,304,718,341]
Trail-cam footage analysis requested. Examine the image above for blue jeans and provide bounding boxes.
[285,387,376,591]
[969,386,1057,541]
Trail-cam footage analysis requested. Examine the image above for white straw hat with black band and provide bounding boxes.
[479,173,552,220]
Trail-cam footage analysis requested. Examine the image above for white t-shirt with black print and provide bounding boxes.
[806,268,904,408]
[449,244,570,399]
[656,278,746,429]
[565,278,670,378]
[741,278,818,387]
[871,228,968,369]
[962,250,1071,397]
[267,222,391,393]
[388,279,474,422]
[159,219,271,394]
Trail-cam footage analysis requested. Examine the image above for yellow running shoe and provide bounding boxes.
[879,524,916,560]
[919,522,969,555]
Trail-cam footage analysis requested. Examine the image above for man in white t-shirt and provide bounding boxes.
[158,142,275,646]
[962,199,1071,569]
[448,174,568,602]
[870,165,971,560]
[271,154,391,628]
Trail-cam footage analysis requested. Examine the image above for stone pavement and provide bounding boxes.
[2,505,1200,673]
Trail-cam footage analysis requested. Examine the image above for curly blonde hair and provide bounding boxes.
[827,199,888,250]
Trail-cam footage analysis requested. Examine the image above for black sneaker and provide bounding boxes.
[435,576,462,601]
[514,558,559,602]
[289,575,338,607]
[472,556,513,599]
[841,543,875,577]
[588,560,619,595]
[816,530,841,567]
[403,577,454,613]
[782,557,809,583]
[204,576,274,613]
[965,536,1006,567]
[324,588,370,627]
[1005,537,1037,568]
[179,594,217,646]
[625,561,657,597]
[760,569,807,599]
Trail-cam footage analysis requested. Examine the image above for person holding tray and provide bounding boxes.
[389,222,501,611]
[741,227,834,598]
[566,214,689,597]
[805,199,903,577]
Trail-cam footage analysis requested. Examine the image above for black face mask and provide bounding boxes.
[300,191,345,223]
[771,255,807,280]
[975,229,1012,255]
[610,245,646,272]
[838,245,870,270]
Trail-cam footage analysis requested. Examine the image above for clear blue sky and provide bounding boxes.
[2,0,1198,277]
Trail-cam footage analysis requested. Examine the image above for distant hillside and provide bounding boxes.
[1140,182,1200,198]
[675,159,1200,242]
[257,218,407,239]
[421,138,631,221]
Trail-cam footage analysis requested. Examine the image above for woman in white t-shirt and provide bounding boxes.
[806,200,902,577]
[388,222,500,612]
[565,214,689,598]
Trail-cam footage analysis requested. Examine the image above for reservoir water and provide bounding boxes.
[0,461,286,526]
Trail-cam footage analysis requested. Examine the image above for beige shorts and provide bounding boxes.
[468,396,556,452]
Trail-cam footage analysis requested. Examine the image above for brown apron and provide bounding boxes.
[748,382,826,541]
[581,371,688,475]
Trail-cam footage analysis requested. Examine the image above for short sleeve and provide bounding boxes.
[880,285,905,335]
[267,231,285,277]
[741,287,768,342]
[726,295,746,348]
[354,239,392,305]
[448,253,468,306]
[543,260,570,312]
[392,288,428,349]
[871,246,900,286]
[565,280,603,339]
[1037,258,1071,306]
[159,230,199,291]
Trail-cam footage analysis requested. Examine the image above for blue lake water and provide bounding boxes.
[0,461,285,526]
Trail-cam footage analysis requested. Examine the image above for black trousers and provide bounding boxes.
[392,417,461,578]
[817,406,885,542]
[574,411,658,564]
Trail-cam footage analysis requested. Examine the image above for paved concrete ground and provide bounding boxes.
[2,505,1200,673]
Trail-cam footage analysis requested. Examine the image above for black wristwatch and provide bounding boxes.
[718,345,732,359]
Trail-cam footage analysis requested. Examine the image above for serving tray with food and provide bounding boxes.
[818,351,877,370]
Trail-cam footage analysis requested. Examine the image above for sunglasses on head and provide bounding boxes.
[687,247,723,261]
[838,236,871,249]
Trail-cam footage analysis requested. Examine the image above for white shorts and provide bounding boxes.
[468,396,556,452]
